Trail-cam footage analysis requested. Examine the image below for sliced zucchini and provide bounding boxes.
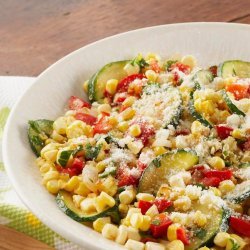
[226,180,250,203]
[218,60,250,78]
[88,60,129,103]
[239,162,250,168]
[186,203,230,250]
[221,90,245,117]
[193,70,214,89]
[189,91,213,128]
[28,119,54,156]
[138,150,199,194]
[56,190,120,223]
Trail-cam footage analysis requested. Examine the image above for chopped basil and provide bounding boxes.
[151,219,160,226]
[164,60,177,71]
[194,228,207,239]
[152,158,161,168]
[131,55,149,69]
[85,143,102,160]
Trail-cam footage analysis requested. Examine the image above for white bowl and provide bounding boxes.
[3,22,250,249]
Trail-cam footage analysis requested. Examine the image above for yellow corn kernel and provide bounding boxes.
[99,176,118,197]
[121,218,130,227]
[198,247,210,250]
[218,180,235,195]
[145,69,158,82]
[64,176,80,192]
[228,203,243,214]
[214,232,230,247]
[96,138,110,151]
[129,124,142,137]
[123,96,136,107]
[145,204,159,218]
[39,162,51,174]
[127,140,144,154]
[124,63,140,75]
[194,211,207,227]
[209,187,222,197]
[106,79,119,95]
[121,108,136,121]
[230,234,246,249]
[194,99,202,111]
[136,193,155,202]
[125,239,145,250]
[36,157,46,167]
[181,55,197,69]
[145,242,165,250]
[167,223,180,241]
[153,146,167,156]
[102,223,118,240]
[191,121,204,136]
[51,130,65,143]
[83,80,89,93]
[40,143,57,158]
[208,156,225,170]
[157,184,171,198]
[53,117,67,135]
[119,204,129,216]
[126,208,141,219]
[232,129,245,140]
[118,121,129,132]
[80,197,96,213]
[130,212,143,229]
[97,104,112,114]
[96,149,106,162]
[146,52,160,61]
[119,189,135,205]
[66,120,87,139]
[226,238,240,250]
[173,196,191,211]
[95,192,115,213]
[140,215,151,231]
[165,240,184,250]
[108,116,118,127]
[96,161,108,173]
[115,225,128,245]
[93,217,111,233]
[72,195,84,208]
[201,100,214,115]
[127,226,141,241]
[42,170,59,185]
[43,149,58,163]
[74,182,90,196]
[46,180,60,194]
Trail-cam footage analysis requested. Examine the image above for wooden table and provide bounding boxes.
[0,0,250,77]
[0,1,250,249]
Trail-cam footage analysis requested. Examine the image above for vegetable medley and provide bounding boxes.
[28,53,250,250]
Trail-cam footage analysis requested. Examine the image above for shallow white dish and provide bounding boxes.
[3,22,250,249]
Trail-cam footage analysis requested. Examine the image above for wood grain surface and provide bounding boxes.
[0,0,250,76]
[0,225,53,250]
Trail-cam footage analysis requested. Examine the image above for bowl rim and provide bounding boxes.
[2,22,250,249]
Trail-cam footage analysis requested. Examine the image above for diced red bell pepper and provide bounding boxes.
[75,112,97,125]
[71,157,85,171]
[133,120,155,145]
[209,65,218,77]
[68,96,91,110]
[140,237,158,243]
[93,113,112,135]
[61,168,78,177]
[176,228,190,245]
[150,214,172,238]
[116,167,139,187]
[241,137,250,151]
[201,177,221,187]
[137,160,148,174]
[170,62,190,74]
[226,83,250,100]
[215,125,233,140]
[113,92,128,104]
[204,169,232,181]
[230,216,250,237]
[154,198,173,213]
[138,200,153,215]
[117,74,144,93]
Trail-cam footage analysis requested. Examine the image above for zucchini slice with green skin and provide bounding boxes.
[225,180,250,203]
[28,119,54,157]
[239,162,250,168]
[221,90,246,117]
[186,204,230,250]
[193,70,214,90]
[138,150,199,194]
[189,91,213,128]
[88,60,129,103]
[56,191,120,223]
[218,60,250,78]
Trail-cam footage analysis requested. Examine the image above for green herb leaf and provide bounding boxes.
[194,228,207,239]
[164,60,177,71]
[151,219,160,226]
[152,158,161,168]
[85,143,102,160]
